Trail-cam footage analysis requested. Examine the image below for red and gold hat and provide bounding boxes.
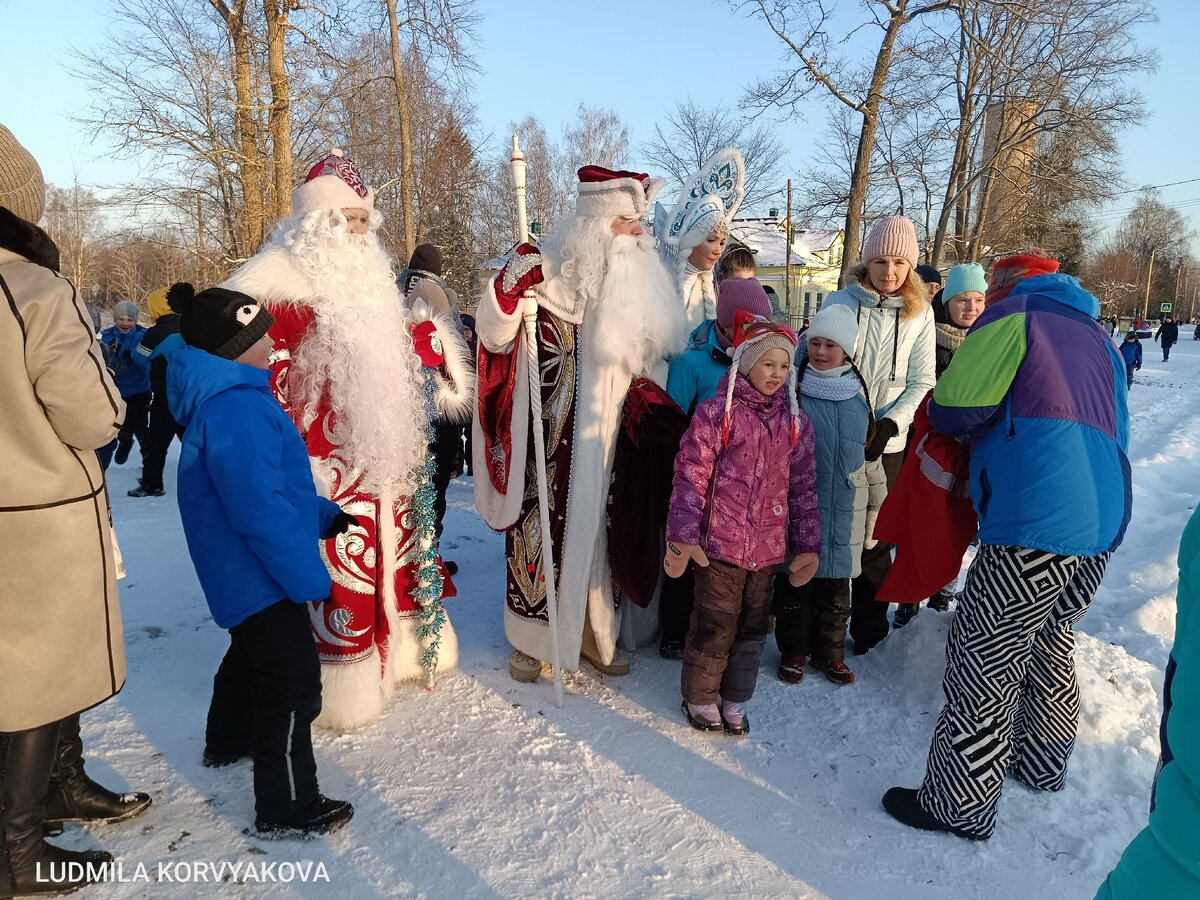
[575,166,664,219]
[292,148,374,216]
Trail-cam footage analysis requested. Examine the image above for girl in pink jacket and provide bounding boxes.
[665,314,821,735]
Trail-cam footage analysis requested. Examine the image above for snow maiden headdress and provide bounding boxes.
[654,148,746,327]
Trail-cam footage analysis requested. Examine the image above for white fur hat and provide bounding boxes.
[575,165,664,220]
[807,304,859,357]
[292,148,375,216]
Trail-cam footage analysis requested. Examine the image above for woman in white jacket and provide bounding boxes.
[819,216,935,653]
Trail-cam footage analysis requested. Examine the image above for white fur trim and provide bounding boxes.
[389,613,460,684]
[472,278,530,531]
[429,311,474,424]
[314,651,388,732]
[222,246,316,303]
[291,177,374,216]
[576,175,657,219]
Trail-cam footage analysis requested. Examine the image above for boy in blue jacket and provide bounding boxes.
[166,282,356,838]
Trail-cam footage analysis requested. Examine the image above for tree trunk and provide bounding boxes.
[264,0,293,221]
[384,0,416,258]
[211,0,265,258]
[840,1,909,281]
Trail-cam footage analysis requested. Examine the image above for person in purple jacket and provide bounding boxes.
[665,313,821,736]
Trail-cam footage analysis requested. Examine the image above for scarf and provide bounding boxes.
[801,364,862,402]
[935,322,966,355]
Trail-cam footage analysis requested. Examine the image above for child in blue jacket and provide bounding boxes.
[166,282,356,838]
[1119,330,1142,389]
[100,300,151,466]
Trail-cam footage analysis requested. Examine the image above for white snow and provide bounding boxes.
[68,329,1194,898]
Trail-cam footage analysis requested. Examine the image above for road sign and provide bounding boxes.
[1160,302,1173,313]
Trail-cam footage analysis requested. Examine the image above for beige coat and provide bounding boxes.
[0,245,127,731]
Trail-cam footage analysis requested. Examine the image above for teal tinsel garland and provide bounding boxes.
[413,371,446,687]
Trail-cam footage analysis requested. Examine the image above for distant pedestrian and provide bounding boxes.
[1155,315,1179,361]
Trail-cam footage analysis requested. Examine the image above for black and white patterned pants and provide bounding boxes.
[917,544,1110,838]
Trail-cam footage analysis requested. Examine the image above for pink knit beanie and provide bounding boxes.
[716,277,774,329]
[861,216,919,267]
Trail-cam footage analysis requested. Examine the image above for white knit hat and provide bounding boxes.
[806,304,859,357]
[575,165,664,219]
[292,148,374,216]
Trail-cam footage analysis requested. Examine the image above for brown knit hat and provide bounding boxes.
[0,125,46,224]
[862,216,918,267]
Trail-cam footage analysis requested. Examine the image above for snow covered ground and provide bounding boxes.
[69,329,1194,898]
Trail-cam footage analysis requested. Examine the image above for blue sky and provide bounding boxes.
[3,0,1197,248]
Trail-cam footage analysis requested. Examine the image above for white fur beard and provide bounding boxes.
[589,234,689,377]
[284,228,428,497]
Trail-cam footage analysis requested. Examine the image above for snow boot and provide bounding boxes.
[202,748,250,769]
[43,715,152,832]
[810,657,855,685]
[881,787,989,841]
[254,795,353,839]
[508,650,543,683]
[719,700,750,737]
[681,701,722,733]
[658,638,684,660]
[777,654,806,684]
[580,647,630,677]
[1,724,113,899]
[893,603,920,628]
[927,589,954,612]
[127,481,164,498]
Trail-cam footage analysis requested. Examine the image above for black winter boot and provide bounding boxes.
[893,603,920,628]
[42,715,151,832]
[1,724,113,899]
[254,795,354,839]
[927,589,954,612]
[881,787,988,841]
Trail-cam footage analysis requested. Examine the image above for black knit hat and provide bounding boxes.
[167,282,275,360]
[408,242,443,276]
[915,264,942,285]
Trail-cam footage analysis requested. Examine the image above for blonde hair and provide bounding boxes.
[846,261,927,321]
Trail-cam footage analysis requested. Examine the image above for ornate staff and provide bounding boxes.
[511,134,564,708]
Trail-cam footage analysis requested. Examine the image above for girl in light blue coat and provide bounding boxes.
[819,216,936,653]
[773,304,886,685]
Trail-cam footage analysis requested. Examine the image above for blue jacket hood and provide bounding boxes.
[167,345,270,428]
[1010,273,1100,318]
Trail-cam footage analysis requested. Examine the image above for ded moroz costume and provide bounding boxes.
[222,149,473,730]
[474,165,687,680]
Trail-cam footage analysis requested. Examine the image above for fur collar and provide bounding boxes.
[0,207,60,271]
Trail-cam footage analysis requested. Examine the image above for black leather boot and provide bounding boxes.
[42,714,151,832]
[1,723,113,899]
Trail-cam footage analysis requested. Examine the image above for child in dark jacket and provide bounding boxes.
[166,282,356,838]
[666,313,821,735]
[1120,331,1143,388]
[129,287,185,497]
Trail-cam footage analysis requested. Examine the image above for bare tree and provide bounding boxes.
[378,0,480,257]
[43,185,104,299]
[744,0,956,277]
[927,0,1156,264]
[563,103,629,172]
[641,99,786,210]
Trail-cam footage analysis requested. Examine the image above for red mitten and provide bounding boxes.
[495,243,544,314]
[411,319,445,367]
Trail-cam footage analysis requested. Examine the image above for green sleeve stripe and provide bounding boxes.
[933,313,1027,408]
